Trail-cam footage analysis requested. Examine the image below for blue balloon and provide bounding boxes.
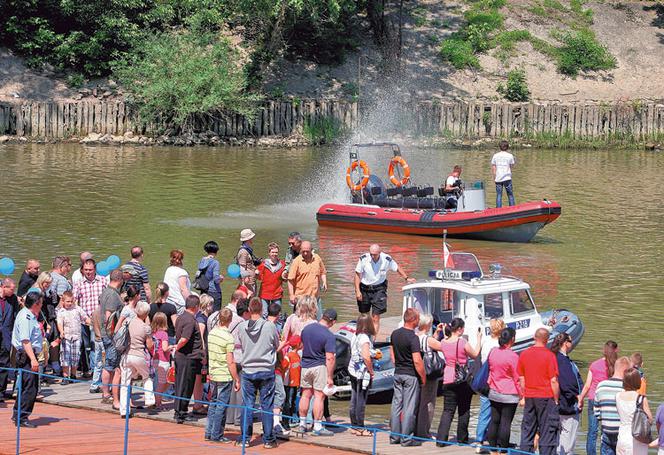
[96,260,110,276]
[107,255,121,269]
[0,257,15,275]
[227,264,241,279]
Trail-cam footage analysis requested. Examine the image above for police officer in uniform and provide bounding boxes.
[11,291,43,428]
[354,244,415,335]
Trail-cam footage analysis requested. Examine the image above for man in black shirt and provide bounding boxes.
[173,295,204,424]
[17,259,40,297]
[389,308,426,446]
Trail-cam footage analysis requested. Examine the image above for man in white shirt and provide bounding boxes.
[442,165,463,210]
[491,140,516,208]
[354,244,415,335]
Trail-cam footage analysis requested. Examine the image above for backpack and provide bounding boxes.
[113,320,131,356]
[104,307,122,336]
[193,263,211,293]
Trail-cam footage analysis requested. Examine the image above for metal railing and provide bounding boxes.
[1,366,536,455]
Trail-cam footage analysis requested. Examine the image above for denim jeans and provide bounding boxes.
[587,399,599,455]
[475,393,492,443]
[600,432,618,455]
[205,380,233,441]
[91,339,104,389]
[495,180,515,207]
[241,370,276,444]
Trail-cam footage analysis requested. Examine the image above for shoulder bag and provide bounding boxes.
[631,394,652,444]
[453,339,470,384]
[421,335,445,380]
[471,348,493,396]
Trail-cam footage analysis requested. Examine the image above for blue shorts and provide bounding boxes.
[102,337,120,372]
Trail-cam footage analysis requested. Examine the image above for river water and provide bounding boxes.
[1,143,663,442]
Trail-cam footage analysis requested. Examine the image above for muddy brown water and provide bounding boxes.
[0,143,662,447]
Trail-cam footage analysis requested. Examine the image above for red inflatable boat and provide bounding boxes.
[316,200,561,243]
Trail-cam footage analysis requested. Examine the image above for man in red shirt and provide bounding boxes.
[517,328,560,455]
[256,242,285,319]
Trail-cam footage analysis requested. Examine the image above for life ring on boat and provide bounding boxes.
[346,160,371,191]
[388,156,411,187]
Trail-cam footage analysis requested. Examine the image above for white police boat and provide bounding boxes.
[333,251,584,397]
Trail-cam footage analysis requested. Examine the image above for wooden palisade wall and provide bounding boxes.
[1,100,664,140]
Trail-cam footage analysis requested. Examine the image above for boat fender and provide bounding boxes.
[346,160,371,191]
[388,156,411,187]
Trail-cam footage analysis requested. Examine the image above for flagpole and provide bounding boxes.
[443,229,448,270]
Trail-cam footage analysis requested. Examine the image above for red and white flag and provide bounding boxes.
[443,242,454,269]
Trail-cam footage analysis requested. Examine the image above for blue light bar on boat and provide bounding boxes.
[429,270,482,281]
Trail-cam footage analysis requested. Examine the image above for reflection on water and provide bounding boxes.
[1,143,663,441]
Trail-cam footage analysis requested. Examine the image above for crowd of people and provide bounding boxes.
[0,230,663,455]
[387,310,662,455]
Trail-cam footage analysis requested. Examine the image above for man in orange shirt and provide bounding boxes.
[287,241,327,315]
[517,328,560,455]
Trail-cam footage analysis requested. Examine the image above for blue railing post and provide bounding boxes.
[15,368,22,455]
[372,429,377,455]
[241,405,247,455]
[123,383,132,455]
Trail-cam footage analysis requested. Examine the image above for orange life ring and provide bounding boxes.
[388,156,411,187]
[346,160,371,191]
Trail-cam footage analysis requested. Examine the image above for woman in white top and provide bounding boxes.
[162,249,190,315]
[415,313,445,439]
[348,313,376,436]
[616,368,652,455]
[475,318,505,449]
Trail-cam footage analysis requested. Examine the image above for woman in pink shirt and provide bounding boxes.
[486,328,521,453]
[435,318,481,446]
[578,340,618,455]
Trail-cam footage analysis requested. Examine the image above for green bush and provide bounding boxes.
[464,9,503,31]
[556,29,616,76]
[440,37,480,69]
[466,23,493,52]
[113,30,260,131]
[66,73,85,88]
[497,69,530,101]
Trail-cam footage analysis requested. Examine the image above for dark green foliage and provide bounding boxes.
[113,30,260,131]
[497,69,530,101]
[556,28,616,76]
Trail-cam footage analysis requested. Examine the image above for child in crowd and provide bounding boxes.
[150,312,171,409]
[281,334,302,432]
[631,352,647,395]
[56,291,90,382]
[236,271,255,299]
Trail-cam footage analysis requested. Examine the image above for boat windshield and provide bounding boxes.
[408,287,461,325]
[448,252,483,275]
